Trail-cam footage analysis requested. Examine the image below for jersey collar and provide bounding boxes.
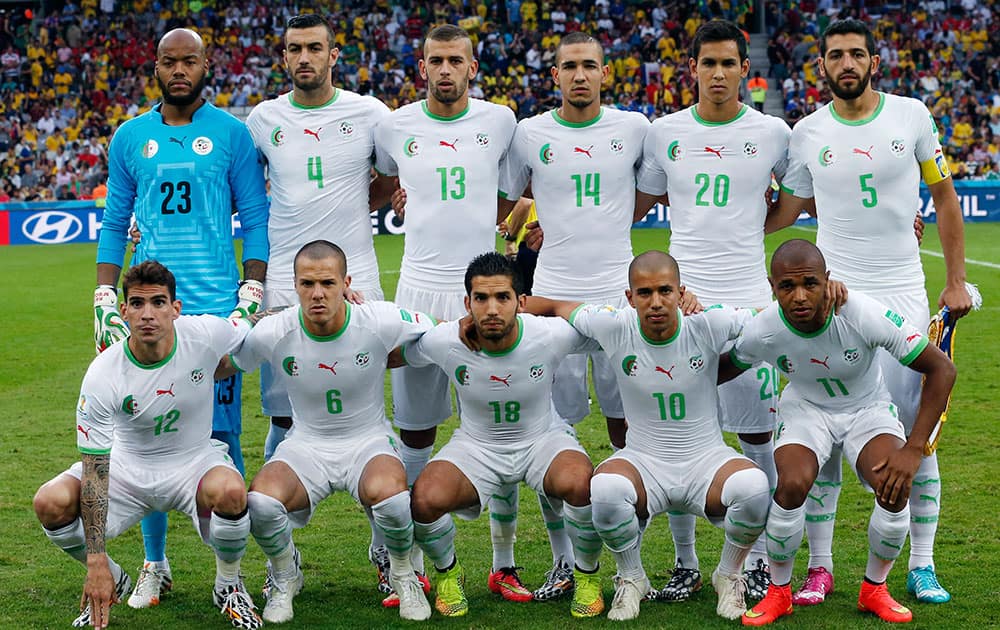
[481,316,523,356]
[779,307,833,338]
[124,334,178,369]
[638,309,683,346]
[551,107,603,128]
[690,103,748,127]
[421,100,470,121]
[829,91,885,126]
[289,88,340,110]
[299,303,352,341]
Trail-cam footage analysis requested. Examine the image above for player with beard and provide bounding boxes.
[94,27,268,613]
[373,25,532,605]
[245,14,403,601]
[767,18,971,606]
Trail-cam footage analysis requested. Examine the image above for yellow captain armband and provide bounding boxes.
[920,151,951,185]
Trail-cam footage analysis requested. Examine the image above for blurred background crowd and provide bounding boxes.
[0,0,996,202]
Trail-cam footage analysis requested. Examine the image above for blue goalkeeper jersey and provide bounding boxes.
[98,101,269,315]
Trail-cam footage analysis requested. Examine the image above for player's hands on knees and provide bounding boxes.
[679,288,702,315]
[523,220,543,252]
[458,314,480,352]
[939,282,973,319]
[871,443,922,507]
[824,279,849,315]
[82,561,117,629]
[912,212,924,245]
[344,286,366,305]
[391,187,407,219]
[94,285,129,354]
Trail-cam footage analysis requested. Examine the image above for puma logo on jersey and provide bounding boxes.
[906,333,921,342]
[318,362,338,374]
[490,373,512,387]
[439,138,459,151]
[655,365,675,380]
[573,145,593,158]
[853,145,874,160]
[303,128,322,141]
[77,424,91,440]
[168,136,186,148]
[156,384,175,397]
[703,146,725,159]
[809,356,830,370]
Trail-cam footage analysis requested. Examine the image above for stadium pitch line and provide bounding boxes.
[790,225,1000,270]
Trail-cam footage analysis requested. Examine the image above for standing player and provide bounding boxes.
[35,261,261,630]
[401,252,605,618]
[525,251,772,621]
[729,240,956,625]
[226,241,434,622]
[768,18,972,605]
[374,24,535,603]
[93,28,268,612]
[634,20,791,601]
[498,33,649,598]
[245,13,397,597]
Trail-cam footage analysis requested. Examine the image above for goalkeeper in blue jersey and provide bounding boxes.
[92,28,269,614]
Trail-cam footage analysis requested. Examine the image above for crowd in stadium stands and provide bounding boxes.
[0,0,997,202]
[768,0,1000,179]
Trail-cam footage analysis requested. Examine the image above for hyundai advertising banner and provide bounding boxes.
[1,182,998,246]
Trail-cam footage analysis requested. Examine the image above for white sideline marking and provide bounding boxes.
[789,225,1000,269]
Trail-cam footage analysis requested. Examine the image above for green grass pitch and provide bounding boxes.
[0,224,997,628]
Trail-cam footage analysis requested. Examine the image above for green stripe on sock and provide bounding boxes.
[490,512,517,523]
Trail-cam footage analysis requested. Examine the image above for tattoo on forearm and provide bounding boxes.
[80,454,110,554]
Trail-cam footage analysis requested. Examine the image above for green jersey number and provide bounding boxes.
[694,173,730,207]
[859,173,878,208]
[308,156,324,188]
[325,389,343,414]
[153,409,180,436]
[570,173,601,207]
[816,377,849,397]
[436,166,467,200]
[489,400,521,423]
[652,392,686,421]
[757,366,779,401]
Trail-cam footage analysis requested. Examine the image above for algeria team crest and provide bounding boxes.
[404,136,420,157]
[142,139,158,158]
[818,145,836,167]
[270,126,285,147]
[539,143,555,165]
[667,140,683,161]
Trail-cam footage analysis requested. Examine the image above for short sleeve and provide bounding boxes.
[701,305,755,350]
[498,123,530,200]
[850,294,929,367]
[635,122,668,196]
[543,317,601,355]
[230,312,282,373]
[779,123,813,198]
[373,116,398,177]
[402,321,454,369]
[568,303,628,347]
[372,301,437,351]
[913,99,944,164]
[770,118,792,184]
[76,364,115,455]
[730,315,767,370]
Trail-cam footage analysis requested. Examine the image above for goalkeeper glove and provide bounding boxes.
[94,285,129,354]
[229,280,264,320]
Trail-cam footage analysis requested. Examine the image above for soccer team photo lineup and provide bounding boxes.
[4,2,997,628]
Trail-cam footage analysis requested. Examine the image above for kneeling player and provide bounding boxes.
[401,252,605,618]
[728,240,956,625]
[226,241,435,622]
[526,251,772,621]
[33,261,261,629]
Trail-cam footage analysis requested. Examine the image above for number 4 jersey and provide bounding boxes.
[75,316,251,460]
[247,89,390,290]
[731,291,929,412]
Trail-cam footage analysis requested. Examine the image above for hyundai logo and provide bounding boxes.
[22,211,83,244]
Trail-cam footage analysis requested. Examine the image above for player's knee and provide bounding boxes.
[247,490,283,532]
[212,476,248,516]
[33,478,78,526]
[774,474,812,508]
[721,468,770,518]
[591,473,636,507]
[410,482,447,523]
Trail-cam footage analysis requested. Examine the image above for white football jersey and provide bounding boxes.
[232,302,434,440]
[732,291,929,412]
[782,93,944,295]
[374,99,517,289]
[500,108,649,301]
[637,105,790,307]
[570,304,750,461]
[246,89,389,291]
[75,316,250,459]
[403,315,596,444]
